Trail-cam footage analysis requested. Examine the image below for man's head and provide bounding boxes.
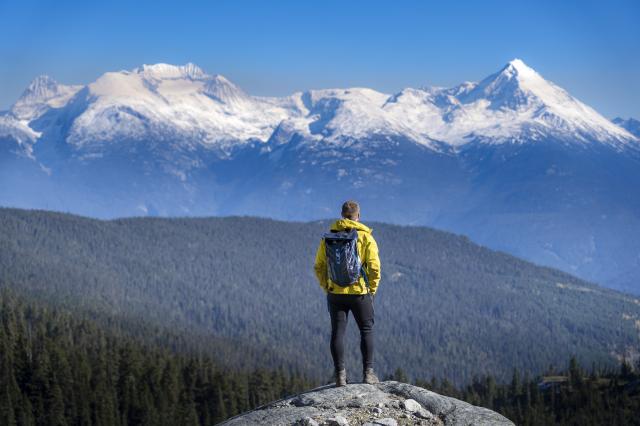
[341,200,360,221]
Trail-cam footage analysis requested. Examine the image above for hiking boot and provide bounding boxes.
[335,369,347,387]
[363,368,379,384]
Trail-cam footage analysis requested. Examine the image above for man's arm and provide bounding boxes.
[365,235,381,294]
[314,239,329,293]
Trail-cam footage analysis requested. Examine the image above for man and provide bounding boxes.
[314,200,381,386]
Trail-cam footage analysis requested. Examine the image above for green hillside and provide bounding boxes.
[1,207,639,384]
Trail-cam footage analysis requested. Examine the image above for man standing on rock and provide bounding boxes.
[314,200,382,386]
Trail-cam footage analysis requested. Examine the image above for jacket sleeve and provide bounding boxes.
[365,234,381,294]
[314,239,329,293]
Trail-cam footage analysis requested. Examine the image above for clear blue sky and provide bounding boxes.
[1,0,638,118]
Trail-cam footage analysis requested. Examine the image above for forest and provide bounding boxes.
[2,288,639,425]
[0,289,315,425]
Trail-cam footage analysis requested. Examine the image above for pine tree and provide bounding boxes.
[510,368,521,399]
[214,385,227,423]
[46,382,67,426]
[16,394,35,426]
[569,356,583,388]
[0,385,17,426]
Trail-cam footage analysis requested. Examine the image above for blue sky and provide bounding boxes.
[1,0,638,118]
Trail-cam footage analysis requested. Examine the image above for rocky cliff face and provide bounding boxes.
[221,381,513,426]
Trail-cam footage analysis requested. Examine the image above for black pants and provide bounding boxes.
[327,293,375,372]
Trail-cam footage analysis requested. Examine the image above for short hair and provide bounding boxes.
[341,200,360,220]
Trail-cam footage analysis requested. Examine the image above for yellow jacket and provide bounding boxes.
[314,218,381,295]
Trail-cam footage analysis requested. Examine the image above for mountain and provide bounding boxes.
[613,116,640,138]
[2,208,639,385]
[1,60,639,293]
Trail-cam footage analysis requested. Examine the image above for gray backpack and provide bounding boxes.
[323,229,369,288]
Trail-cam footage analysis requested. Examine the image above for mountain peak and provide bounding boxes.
[203,74,249,104]
[20,75,60,101]
[28,74,57,87]
[489,58,542,90]
[458,58,546,110]
[135,62,208,80]
[502,58,536,77]
[11,75,82,121]
[612,117,640,138]
[129,63,248,104]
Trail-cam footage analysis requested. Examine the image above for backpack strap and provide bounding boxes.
[360,262,371,293]
[354,230,370,293]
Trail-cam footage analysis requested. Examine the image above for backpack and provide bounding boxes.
[323,228,369,288]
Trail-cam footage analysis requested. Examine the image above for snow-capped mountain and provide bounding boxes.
[59,63,304,153]
[382,59,634,147]
[1,59,639,294]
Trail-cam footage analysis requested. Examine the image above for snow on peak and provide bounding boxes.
[23,75,59,98]
[135,62,208,80]
[11,75,82,121]
[503,58,536,76]
[203,74,248,104]
[379,60,636,147]
[94,64,246,105]
[459,59,548,109]
[68,63,301,149]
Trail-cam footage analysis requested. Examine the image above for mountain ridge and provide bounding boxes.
[2,59,637,155]
[1,60,640,294]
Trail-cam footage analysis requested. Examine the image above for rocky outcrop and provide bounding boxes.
[221,381,514,425]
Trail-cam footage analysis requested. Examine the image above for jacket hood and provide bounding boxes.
[330,218,372,234]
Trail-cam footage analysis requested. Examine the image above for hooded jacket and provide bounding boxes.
[314,218,381,295]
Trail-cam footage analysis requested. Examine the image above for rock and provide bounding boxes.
[401,397,433,419]
[364,419,398,426]
[220,381,514,425]
[401,398,422,413]
[347,399,366,408]
[297,418,319,426]
[327,415,349,426]
[417,410,436,420]
[379,381,513,425]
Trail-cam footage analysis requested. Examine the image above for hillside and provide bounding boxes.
[1,208,639,385]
